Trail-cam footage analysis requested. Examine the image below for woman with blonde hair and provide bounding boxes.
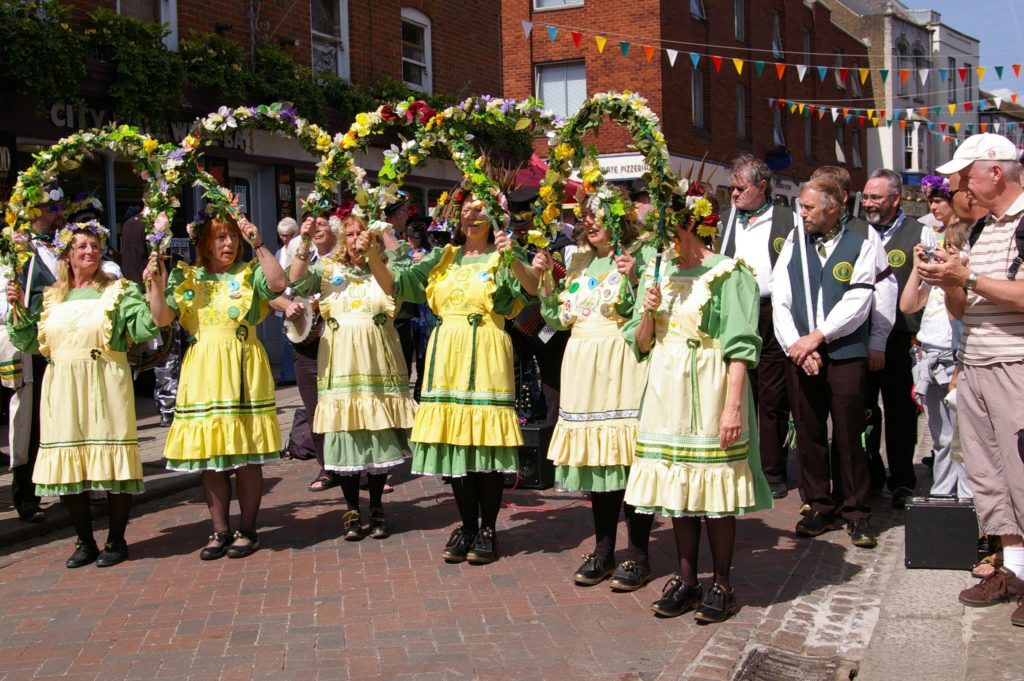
[7,221,158,568]
[289,209,416,540]
[147,211,287,560]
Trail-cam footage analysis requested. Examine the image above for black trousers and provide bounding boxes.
[292,343,329,476]
[12,355,45,513]
[787,354,871,523]
[866,329,918,492]
[749,298,791,484]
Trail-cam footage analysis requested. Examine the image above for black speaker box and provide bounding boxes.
[503,422,555,490]
[904,496,978,570]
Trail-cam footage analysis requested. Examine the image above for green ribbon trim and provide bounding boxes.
[425,316,443,392]
[373,313,400,390]
[686,338,702,433]
[466,313,483,391]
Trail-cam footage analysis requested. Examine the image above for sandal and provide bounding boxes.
[309,474,340,492]
[971,551,1003,579]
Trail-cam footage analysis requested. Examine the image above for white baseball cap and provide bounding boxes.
[936,133,1019,175]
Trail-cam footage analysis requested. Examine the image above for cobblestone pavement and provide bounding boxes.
[0,391,1015,681]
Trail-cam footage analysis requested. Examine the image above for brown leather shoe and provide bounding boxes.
[959,568,1024,607]
[1013,597,1024,627]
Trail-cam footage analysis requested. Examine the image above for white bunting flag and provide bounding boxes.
[666,49,678,67]
[796,65,808,82]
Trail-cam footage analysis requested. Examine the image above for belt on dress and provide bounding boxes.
[423,313,493,394]
[683,336,722,433]
[373,313,400,390]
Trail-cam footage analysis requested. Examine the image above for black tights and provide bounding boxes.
[61,492,132,545]
[201,466,263,535]
[590,490,655,564]
[450,472,504,534]
[672,516,736,589]
[339,473,388,512]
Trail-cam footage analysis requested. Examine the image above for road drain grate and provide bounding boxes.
[732,647,857,681]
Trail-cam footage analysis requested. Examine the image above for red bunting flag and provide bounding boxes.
[899,69,910,85]
[711,55,723,72]
[958,67,968,83]
[940,123,947,133]
[571,32,582,47]
[777,99,786,109]
[965,102,972,112]
[1014,64,1022,78]
[879,110,886,120]
[643,45,655,62]
[775,63,786,80]
[858,115,866,126]
[838,67,849,83]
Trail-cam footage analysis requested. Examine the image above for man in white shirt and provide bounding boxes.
[773,177,883,549]
[719,155,794,499]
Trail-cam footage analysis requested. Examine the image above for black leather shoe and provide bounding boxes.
[368,507,389,539]
[199,530,233,561]
[694,583,737,624]
[226,529,259,559]
[159,412,174,427]
[66,540,100,569]
[608,560,653,591]
[799,503,812,517]
[442,526,475,563]
[572,553,615,586]
[795,511,844,537]
[96,540,128,568]
[891,487,914,509]
[17,506,45,523]
[769,481,788,499]
[467,527,498,565]
[651,575,703,618]
[848,518,879,549]
[342,510,364,541]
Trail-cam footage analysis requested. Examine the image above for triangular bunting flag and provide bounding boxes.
[571,31,582,48]
[858,115,866,126]
[906,108,914,120]
[886,118,893,128]
[964,102,972,112]
[830,107,839,122]
[845,113,852,124]
[927,122,934,131]
[520,19,533,38]
[995,65,1004,80]
[775,63,786,80]
[733,58,745,75]
[595,36,607,53]
[808,105,816,114]
[966,123,974,134]
[689,52,700,68]
[859,68,870,85]
[940,123,947,133]
[804,107,811,118]
[932,107,940,117]
[981,123,988,133]
[899,69,910,85]
[880,69,889,84]
[879,110,886,120]
[867,109,874,119]
[899,120,907,130]
[920,107,928,118]
[919,69,929,86]
[798,103,805,114]
[768,98,776,108]
[842,108,850,117]
[948,103,957,116]
[939,69,949,83]
[776,98,786,110]
[711,55,723,72]
[818,109,825,120]
[995,122,1002,134]
[976,66,986,81]
[619,41,630,57]
[817,65,828,81]
[953,123,961,133]
[754,61,765,77]
[958,67,967,83]
[547,25,558,42]
[643,46,655,62]
[667,49,678,67]
[796,65,807,82]
[1014,94,1020,104]
[838,67,849,83]
[913,121,920,134]
[1014,64,1022,78]
[789,103,797,114]
[994,97,1003,109]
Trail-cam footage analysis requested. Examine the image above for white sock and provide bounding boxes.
[1002,546,1024,578]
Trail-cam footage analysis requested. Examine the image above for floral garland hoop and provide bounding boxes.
[534,91,675,250]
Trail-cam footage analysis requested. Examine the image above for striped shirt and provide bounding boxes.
[961,191,1024,366]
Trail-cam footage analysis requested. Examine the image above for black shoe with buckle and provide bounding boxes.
[572,553,615,586]
[442,526,476,563]
[651,575,703,618]
[769,481,788,499]
[199,530,233,561]
[96,539,128,568]
[368,507,389,540]
[342,510,364,542]
[65,540,100,569]
[467,527,498,565]
[608,560,653,591]
[694,583,737,624]
[225,529,259,559]
[848,518,879,549]
[795,511,844,537]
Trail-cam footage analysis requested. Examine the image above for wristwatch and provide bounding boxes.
[964,270,979,292]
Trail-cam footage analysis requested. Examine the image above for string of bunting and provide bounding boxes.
[520,19,1024,86]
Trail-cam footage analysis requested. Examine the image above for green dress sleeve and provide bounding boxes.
[387,241,413,268]
[539,291,569,331]
[110,281,159,351]
[164,264,185,313]
[249,263,279,302]
[702,264,762,367]
[621,259,655,363]
[493,246,538,316]
[6,298,42,354]
[392,247,446,304]
[288,260,322,298]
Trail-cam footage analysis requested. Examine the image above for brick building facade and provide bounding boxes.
[501,0,873,203]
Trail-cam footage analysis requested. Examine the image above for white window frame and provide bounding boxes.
[310,0,350,80]
[401,7,432,94]
[117,0,178,50]
[735,84,747,140]
[691,0,706,21]
[903,126,916,170]
[692,68,705,127]
[535,61,587,119]
[532,0,584,9]
[734,0,745,43]
[773,108,785,146]
[963,62,973,104]
[771,13,784,59]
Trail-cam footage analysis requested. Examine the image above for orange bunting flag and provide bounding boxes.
[859,68,870,85]
[920,107,928,118]
[981,123,989,133]
[571,31,582,48]
[643,45,655,62]
[899,69,910,85]
[1013,93,1020,104]
[711,55,723,72]
[733,58,744,75]
[842,108,849,116]
[1014,64,1022,78]
[595,36,607,53]
[775,62,786,80]
[899,120,907,130]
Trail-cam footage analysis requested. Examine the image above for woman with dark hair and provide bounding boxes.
[361,187,538,564]
[147,212,287,560]
[623,182,771,623]
[7,221,158,568]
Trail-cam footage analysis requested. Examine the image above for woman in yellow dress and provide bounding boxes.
[361,188,538,564]
[147,213,287,560]
[6,221,158,568]
[532,187,657,588]
[289,212,416,541]
[623,186,771,623]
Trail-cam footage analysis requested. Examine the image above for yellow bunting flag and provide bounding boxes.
[948,103,956,116]
[859,68,870,85]
[953,123,961,133]
[733,58,744,74]
[595,36,607,53]
[976,66,986,81]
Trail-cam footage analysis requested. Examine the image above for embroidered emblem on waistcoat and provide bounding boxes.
[832,261,854,283]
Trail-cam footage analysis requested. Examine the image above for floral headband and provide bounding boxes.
[327,200,359,234]
[670,179,720,238]
[54,220,110,257]
[921,174,953,200]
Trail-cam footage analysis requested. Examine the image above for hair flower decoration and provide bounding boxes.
[54,219,111,257]
[921,174,953,200]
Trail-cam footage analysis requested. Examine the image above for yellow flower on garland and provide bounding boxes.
[696,222,718,238]
[437,191,449,207]
[554,143,574,161]
[542,202,560,223]
[341,131,358,149]
[691,197,712,220]
[142,138,159,155]
[182,135,199,151]
[5,211,15,228]
[538,185,554,202]
[316,133,332,151]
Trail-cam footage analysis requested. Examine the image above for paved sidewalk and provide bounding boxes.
[0,391,1018,680]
